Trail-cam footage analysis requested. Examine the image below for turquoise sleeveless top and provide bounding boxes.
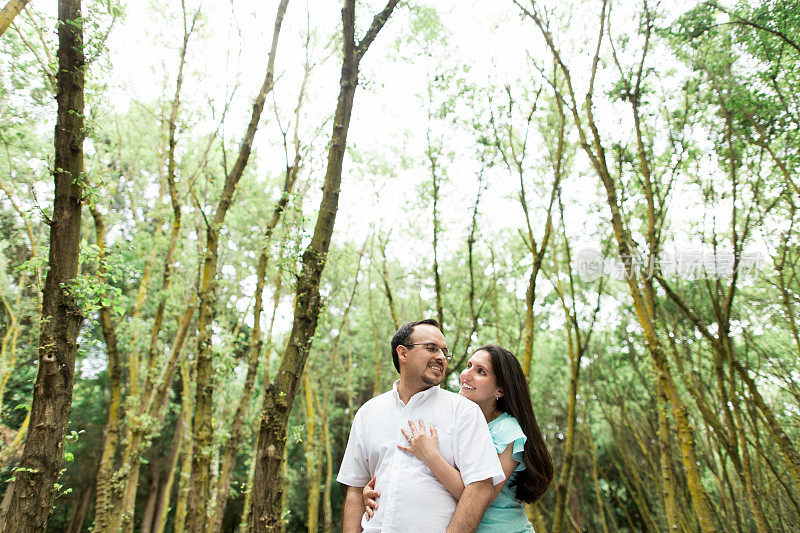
[477,413,535,533]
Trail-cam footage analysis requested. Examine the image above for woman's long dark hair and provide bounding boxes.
[478,344,554,503]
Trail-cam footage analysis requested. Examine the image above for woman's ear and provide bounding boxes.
[496,388,504,399]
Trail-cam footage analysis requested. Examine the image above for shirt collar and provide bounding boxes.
[391,379,440,407]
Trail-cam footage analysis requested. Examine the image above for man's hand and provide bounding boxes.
[445,478,494,533]
[342,485,366,533]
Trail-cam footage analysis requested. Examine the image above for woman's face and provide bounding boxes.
[459,350,503,406]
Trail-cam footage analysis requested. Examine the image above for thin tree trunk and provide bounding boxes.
[552,357,579,532]
[732,386,769,533]
[0,0,30,38]
[248,3,398,530]
[100,8,199,529]
[446,173,486,372]
[302,375,321,533]
[586,427,609,533]
[610,449,657,533]
[321,405,334,533]
[66,486,92,533]
[0,1,84,530]
[527,503,548,533]
[237,455,257,533]
[655,378,680,531]
[152,415,184,533]
[378,238,400,329]
[208,73,302,533]
[431,162,444,328]
[0,292,21,405]
[368,277,384,397]
[140,464,161,533]
[549,212,601,533]
[0,484,12,522]
[497,84,561,378]
[424,72,444,330]
[90,206,124,533]
[0,409,29,470]
[173,353,195,533]
[186,4,289,529]
[113,296,197,532]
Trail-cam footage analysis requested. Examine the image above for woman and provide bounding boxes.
[364,344,554,531]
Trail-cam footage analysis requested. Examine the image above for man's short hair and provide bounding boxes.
[390,318,442,372]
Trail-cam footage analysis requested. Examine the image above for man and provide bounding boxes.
[338,319,504,532]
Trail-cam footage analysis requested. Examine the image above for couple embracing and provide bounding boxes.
[337,319,554,532]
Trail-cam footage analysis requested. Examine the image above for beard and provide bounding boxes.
[421,372,443,386]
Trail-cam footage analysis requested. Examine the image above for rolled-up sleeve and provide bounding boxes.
[336,409,371,487]
[453,402,505,486]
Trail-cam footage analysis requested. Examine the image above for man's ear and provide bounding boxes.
[397,345,409,365]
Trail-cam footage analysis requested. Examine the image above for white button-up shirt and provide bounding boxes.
[337,381,505,532]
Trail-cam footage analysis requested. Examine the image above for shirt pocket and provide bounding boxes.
[433,429,455,468]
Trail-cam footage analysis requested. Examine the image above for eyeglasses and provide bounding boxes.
[405,342,451,360]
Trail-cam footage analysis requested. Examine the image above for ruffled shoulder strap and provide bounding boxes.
[489,413,527,471]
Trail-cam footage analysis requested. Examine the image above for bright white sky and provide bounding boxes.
[102,0,539,258]
[20,0,771,342]
[28,0,746,258]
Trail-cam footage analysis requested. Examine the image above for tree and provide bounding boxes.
[185,2,290,530]
[0,1,31,38]
[0,0,85,530]
[514,0,717,529]
[248,1,399,530]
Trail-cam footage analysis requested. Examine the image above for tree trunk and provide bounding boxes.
[97,8,199,528]
[152,414,184,533]
[551,358,579,532]
[140,465,161,533]
[248,3,398,530]
[208,110,300,533]
[173,353,195,533]
[321,405,334,533]
[0,291,21,407]
[0,1,84,530]
[378,239,400,329]
[510,87,561,378]
[90,206,125,533]
[302,375,321,533]
[66,486,92,533]
[237,455,257,533]
[732,387,769,533]
[0,0,30,38]
[431,161,444,328]
[367,279,384,396]
[549,219,599,533]
[186,4,289,530]
[655,379,680,531]
[0,484,12,523]
[586,428,609,533]
[0,410,29,471]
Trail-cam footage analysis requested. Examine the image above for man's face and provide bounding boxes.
[398,324,449,387]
